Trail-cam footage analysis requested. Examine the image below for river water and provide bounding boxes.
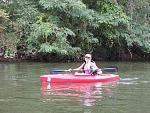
[0,62,150,113]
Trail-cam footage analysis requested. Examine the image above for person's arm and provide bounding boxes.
[91,62,99,70]
[91,62,102,74]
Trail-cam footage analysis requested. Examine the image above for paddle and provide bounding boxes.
[50,66,118,73]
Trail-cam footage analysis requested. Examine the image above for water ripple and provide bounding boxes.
[119,77,139,85]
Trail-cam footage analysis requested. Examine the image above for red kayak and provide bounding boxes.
[40,73,120,83]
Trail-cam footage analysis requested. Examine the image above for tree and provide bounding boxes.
[0,0,149,61]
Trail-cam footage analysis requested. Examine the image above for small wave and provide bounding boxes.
[140,81,150,84]
[119,81,138,85]
[120,77,139,81]
[0,98,17,102]
[119,77,139,85]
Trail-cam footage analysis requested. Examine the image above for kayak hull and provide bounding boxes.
[40,74,120,83]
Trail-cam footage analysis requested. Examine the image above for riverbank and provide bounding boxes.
[0,54,150,63]
[0,57,24,62]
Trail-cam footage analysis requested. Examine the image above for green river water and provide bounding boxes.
[0,62,150,113]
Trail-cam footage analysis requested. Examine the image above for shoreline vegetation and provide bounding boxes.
[0,48,150,62]
[0,0,150,62]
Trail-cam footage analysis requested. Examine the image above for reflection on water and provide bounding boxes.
[40,81,119,112]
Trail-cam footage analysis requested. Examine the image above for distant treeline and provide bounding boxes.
[0,0,150,62]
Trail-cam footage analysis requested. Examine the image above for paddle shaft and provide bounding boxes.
[51,67,118,73]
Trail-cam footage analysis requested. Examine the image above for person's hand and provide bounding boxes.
[97,69,102,74]
[68,68,72,72]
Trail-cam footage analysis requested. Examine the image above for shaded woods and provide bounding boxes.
[0,0,150,62]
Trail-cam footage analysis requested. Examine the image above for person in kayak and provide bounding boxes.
[69,54,102,75]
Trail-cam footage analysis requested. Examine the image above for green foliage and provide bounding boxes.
[0,8,9,21]
[27,16,80,55]
[39,0,93,20]
[125,0,150,53]
[0,0,149,60]
[0,8,9,31]
[98,7,129,26]
[0,5,18,58]
[39,0,100,53]
[89,0,130,51]
[126,23,150,53]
